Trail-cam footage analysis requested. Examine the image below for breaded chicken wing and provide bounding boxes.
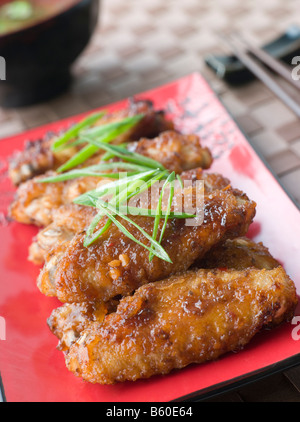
[48,301,113,353]
[199,237,280,270]
[129,130,212,174]
[61,265,297,384]
[47,237,283,352]
[9,98,174,186]
[9,131,212,227]
[9,173,101,227]
[28,204,97,265]
[37,178,256,304]
[28,170,226,265]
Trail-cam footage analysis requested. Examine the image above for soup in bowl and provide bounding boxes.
[0,0,100,107]
[0,0,83,35]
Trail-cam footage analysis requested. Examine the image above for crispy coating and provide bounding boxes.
[47,236,283,352]
[129,130,212,174]
[62,266,297,384]
[28,204,98,265]
[37,178,256,303]
[9,98,174,186]
[9,174,102,227]
[198,237,280,270]
[48,301,114,353]
[9,97,297,387]
[28,171,228,266]
[9,131,212,227]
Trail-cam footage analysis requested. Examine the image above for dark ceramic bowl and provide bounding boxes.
[0,0,100,108]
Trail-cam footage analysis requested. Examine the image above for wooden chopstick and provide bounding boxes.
[221,33,300,118]
[230,32,300,91]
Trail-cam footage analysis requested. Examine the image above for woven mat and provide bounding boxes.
[0,0,300,401]
[1,0,300,205]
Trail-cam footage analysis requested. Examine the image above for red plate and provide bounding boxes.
[0,73,299,402]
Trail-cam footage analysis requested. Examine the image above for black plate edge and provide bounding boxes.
[0,372,6,402]
[175,354,300,402]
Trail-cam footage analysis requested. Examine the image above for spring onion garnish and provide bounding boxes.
[74,168,193,262]
[149,171,175,262]
[52,111,106,151]
[94,198,173,263]
[40,162,149,183]
[57,114,145,173]
[81,138,166,171]
[75,169,168,247]
[79,203,194,219]
[43,110,197,262]
[101,143,128,161]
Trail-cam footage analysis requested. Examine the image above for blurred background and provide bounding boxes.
[0,0,300,402]
[0,0,300,208]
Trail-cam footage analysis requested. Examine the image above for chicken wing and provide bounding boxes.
[129,130,212,174]
[47,237,283,352]
[28,204,97,265]
[9,173,101,227]
[199,237,281,270]
[28,171,224,266]
[60,265,297,384]
[48,301,114,353]
[9,98,174,186]
[9,131,213,227]
[37,176,256,304]
[28,169,222,267]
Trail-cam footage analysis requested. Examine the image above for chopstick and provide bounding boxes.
[221,33,300,118]
[231,32,300,91]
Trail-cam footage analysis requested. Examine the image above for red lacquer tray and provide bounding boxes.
[0,73,299,402]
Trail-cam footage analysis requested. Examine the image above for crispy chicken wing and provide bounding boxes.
[199,237,281,270]
[9,174,102,227]
[28,169,223,267]
[37,176,256,303]
[60,265,297,384]
[28,204,98,265]
[8,97,297,388]
[9,98,174,186]
[9,131,212,227]
[48,301,114,353]
[47,237,284,352]
[129,130,212,174]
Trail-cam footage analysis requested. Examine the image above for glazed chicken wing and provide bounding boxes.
[9,173,101,227]
[28,204,98,265]
[28,171,225,266]
[37,175,256,304]
[9,131,212,227]
[129,130,212,174]
[47,237,283,352]
[48,301,114,353]
[8,96,297,388]
[199,237,281,270]
[60,265,297,384]
[9,98,174,186]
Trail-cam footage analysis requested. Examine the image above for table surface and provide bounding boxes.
[1,0,300,402]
